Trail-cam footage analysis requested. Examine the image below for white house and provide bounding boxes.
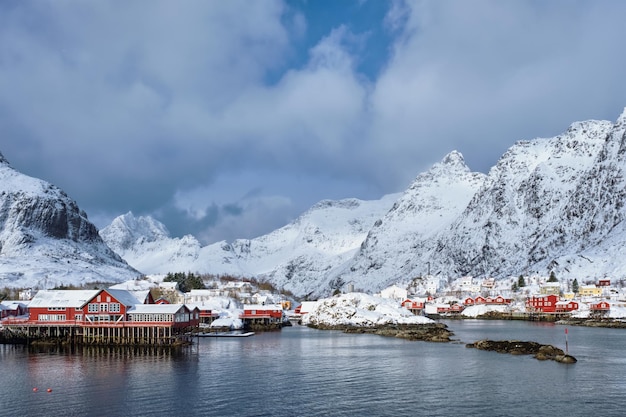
[380,285,408,301]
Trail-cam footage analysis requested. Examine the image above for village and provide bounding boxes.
[1,273,625,346]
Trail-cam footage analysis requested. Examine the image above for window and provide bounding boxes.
[75,314,83,322]
[88,303,98,313]
[110,303,121,313]
[100,303,108,312]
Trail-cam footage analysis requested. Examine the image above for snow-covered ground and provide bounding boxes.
[302,293,433,327]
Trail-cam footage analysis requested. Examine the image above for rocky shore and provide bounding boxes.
[466,339,577,363]
[307,322,453,342]
[557,318,626,328]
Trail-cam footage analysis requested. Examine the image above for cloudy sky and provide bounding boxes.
[2,0,626,244]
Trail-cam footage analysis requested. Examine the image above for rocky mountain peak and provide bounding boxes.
[0,150,139,289]
[441,150,467,169]
[0,151,9,166]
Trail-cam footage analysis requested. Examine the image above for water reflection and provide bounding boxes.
[1,323,625,416]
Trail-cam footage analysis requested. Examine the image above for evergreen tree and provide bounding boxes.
[548,271,558,282]
[572,278,579,293]
[517,275,526,288]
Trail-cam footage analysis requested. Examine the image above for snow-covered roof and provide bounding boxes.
[159,282,179,290]
[243,303,283,311]
[127,304,187,314]
[29,290,100,308]
[297,301,318,313]
[0,301,27,310]
[105,288,140,306]
[189,289,215,296]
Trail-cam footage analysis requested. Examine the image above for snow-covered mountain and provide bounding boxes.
[102,109,626,298]
[101,195,400,296]
[0,152,139,289]
[331,150,486,291]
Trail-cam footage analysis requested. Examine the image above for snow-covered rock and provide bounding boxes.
[301,293,433,327]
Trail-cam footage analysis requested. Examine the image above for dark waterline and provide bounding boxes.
[1,321,625,417]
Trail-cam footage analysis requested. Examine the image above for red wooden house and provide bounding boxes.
[240,304,283,326]
[449,303,465,313]
[590,301,610,316]
[187,304,219,325]
[126,304,200,328]
[526,294,559,313]
[0,301,28,319]
[8,288,200,345]
[485,295,509,305]
[401,298,425,314]
[27,289,100,324]
[555,300,579,313]
[82,289,141,325]
[463,297,475,306]
[436,305,450,314]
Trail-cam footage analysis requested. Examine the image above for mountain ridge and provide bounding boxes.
[5,111,626,297]
[101,111,626,298]
[0,153,139,289]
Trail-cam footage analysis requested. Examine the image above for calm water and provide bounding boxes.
[1,321,625,417]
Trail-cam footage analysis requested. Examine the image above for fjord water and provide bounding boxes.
[1,321,625,417]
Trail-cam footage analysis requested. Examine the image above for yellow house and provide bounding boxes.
[562,292,576,300]
[540,283,561,295]
[579,285,602,297]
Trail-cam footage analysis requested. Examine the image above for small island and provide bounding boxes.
[301,292,453,342]
[466,339,577,363]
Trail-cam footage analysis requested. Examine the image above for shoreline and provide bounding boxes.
[306,322,454,342]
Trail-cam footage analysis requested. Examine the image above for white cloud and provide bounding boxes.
[3,1,626,244]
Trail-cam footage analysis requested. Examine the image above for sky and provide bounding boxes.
[2,0,626,245]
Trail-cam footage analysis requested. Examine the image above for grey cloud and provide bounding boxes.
[2,1,626,245]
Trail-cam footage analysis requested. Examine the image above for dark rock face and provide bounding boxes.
[0,152,138,287]
[466,339,577,363]
[312,323,453,342]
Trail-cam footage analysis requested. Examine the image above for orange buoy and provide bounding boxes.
[33,388,38,392]
[46,388,52,393]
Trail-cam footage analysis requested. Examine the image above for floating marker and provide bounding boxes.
[47,388,52,393]
[33,388,38,392]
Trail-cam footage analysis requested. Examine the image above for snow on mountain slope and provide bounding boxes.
[100,212,204,274]
[230,195,400,297]
[427,116,616,279]
[331,151,487,292]
[0,152,139,289]
[101,195,399,296]
[102,109,626,298]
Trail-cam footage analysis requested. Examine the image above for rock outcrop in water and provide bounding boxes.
[342,323,453,342]
[466,339,577,363]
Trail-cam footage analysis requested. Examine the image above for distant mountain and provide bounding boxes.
[102,110,626,298]
[101,195,400,296]
[0,152,140,289]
